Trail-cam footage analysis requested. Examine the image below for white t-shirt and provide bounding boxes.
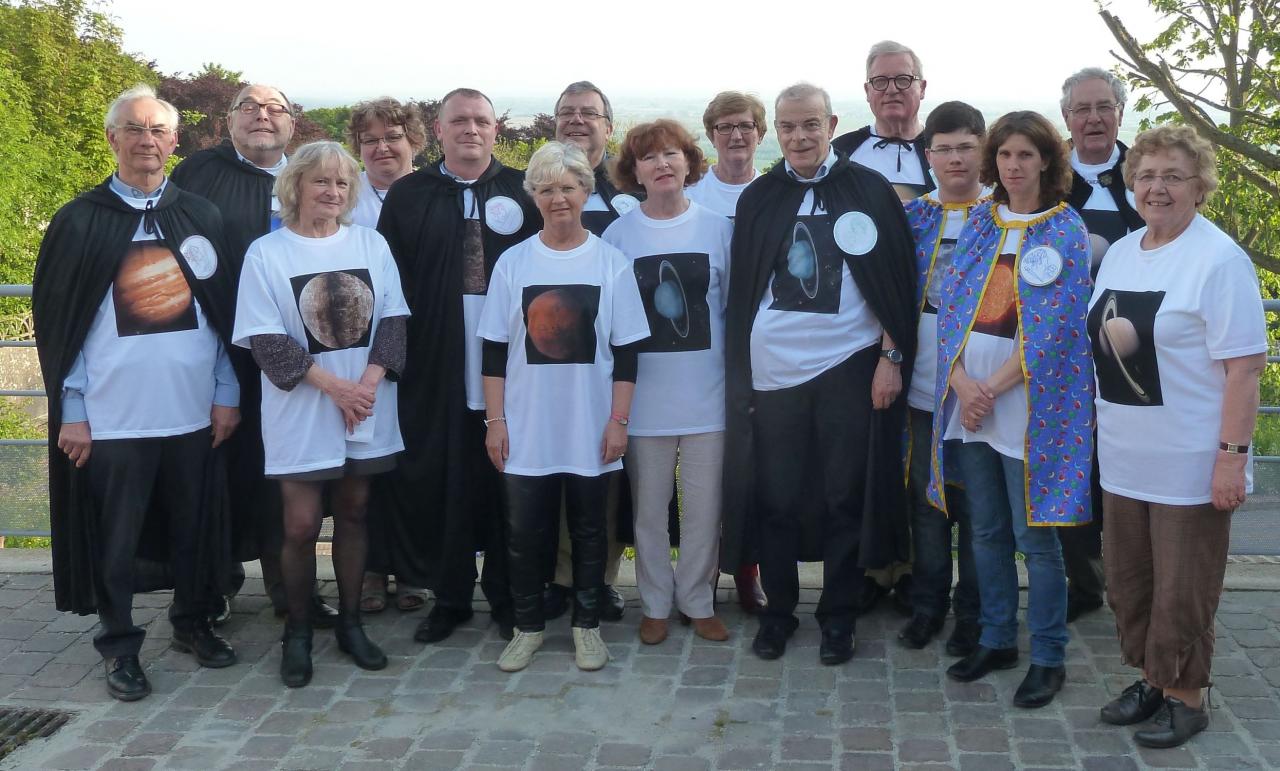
[1089,214,1267,505]
[602,201,732,436]
[943,206,1036,459]
[686,167,757,219]
[908,202,968,412]
[350,171,386,229]
[477,233,650,476]
[234,225,410,475]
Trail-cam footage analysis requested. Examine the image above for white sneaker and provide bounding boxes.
[497,630,543,672]
[573,626,609,671]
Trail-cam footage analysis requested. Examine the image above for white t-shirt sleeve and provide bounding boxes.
[232,244,287,347]
[1201,253,1266,360]
[477,257,512,343]
[610,261,651,347]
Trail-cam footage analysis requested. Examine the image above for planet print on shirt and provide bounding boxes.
[769,215,842,314]
[462,220,488,295]
[1087,288,1165,406]
[970,252,1018,339]
[632,252,711,353]
[113,241,198,337]
[289,268,375,354]
[522,284,601,364]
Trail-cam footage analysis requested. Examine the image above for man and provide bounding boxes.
[833,40,935,202]
[171,84,337,627]
[1059,67,1145,622]
[723,83,916,664]
[373,88,540,644]
[34,85,241,700]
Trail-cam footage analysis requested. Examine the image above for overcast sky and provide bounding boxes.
[111,0,1167,110]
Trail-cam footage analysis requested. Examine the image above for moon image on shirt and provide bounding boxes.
[113,242,197,337]
[290,268,375,353]
[522,284,600,364]
[1088,288,1165,406]
[633,253,711,353]
[970,252,1018,339]
[769,215,842,314]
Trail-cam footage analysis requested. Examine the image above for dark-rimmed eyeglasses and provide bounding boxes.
[359,131,407,148]
[867,75,919,92]
[555,108,605,121]
[713,121,758,136]
[235,100,292,117]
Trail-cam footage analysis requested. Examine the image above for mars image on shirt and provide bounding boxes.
[521,284,600,365]
[633,252,711,354]
[769,215,843,315]
[1089,288,1165,406]
[113,242,198,337]
[290,268,375,354]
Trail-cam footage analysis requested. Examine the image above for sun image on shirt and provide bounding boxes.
[971,252,1018,339]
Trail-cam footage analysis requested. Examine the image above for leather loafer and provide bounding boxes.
[170,623,237,668]
[751,624,792,660]
[947,645,1019,682]
[692,615,730,642]
[414,605,473,644]
[897,614,944,650]
[543,584,570,621]
[1101,679,1164,725]
[1014,664,1066,708]
[819,628,855,666]
[945,618,981,657]
[639,616,668,645]
[600,585,625,622]
[1134,696,1209,748]
[335,615,387,671]
[280,623,312,688]
[104,655,150,701]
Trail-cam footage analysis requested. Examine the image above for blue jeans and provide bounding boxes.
[908,408,979,623]
[953,440,1068,667]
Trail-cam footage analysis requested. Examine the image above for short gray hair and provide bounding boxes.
[1060,67,1127,112]
[775,83,832,119]
[555,81,614,124]
[866,40,923,79]
[228,84,293,115]
[104,83,180,132]
[522,142,596,197]
[274,141,361,227]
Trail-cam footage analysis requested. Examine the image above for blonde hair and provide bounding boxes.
[1122,124,1219,206]
[275,141,361,227]
[523,142,596,196]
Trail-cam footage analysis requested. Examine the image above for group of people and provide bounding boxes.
[32,39,1265,752]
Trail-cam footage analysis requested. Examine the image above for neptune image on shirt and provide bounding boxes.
[769,215,842,314]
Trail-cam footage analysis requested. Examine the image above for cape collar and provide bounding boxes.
[82,176,181,213]
[783,148,838,183]
[109,173,168,202]
[428,155,505,187]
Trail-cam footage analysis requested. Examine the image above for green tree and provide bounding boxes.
[304,106,352,143]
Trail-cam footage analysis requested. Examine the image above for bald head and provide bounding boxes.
[227,83,295,168]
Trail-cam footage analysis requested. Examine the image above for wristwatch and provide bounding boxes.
[610,413,630,426]
[880,348,903,365]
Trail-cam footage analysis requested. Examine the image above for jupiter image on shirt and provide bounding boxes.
[290,268,375,354]
[521,284,600,365]
[113,242,198,337]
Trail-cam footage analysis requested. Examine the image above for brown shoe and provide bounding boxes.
[692,615,730,642]
[639,616,668,645]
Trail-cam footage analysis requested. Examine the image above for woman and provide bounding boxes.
[928,112,1093,709]
[478,142,649,672]
[233,141,409,687]
[343,97,429,613]
[602,120,733,645]
[1089,125,1265,748]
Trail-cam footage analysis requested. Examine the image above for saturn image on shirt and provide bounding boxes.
[1089,288,1165,407]
[522,284,600,364]
[290,268,375,353]
[770,216,843,315]
[113,242,198,337]
[788,221,820,300]
[633,252,711,354]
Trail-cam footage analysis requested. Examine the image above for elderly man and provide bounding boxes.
[171,84,336,627]
[724,83,916,664]
[34,84,242,700]
[833,40,935,202]
[373,88,540,644]
[1059,67,1145,622]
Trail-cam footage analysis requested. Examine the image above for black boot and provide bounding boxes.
[336,614,387,671]
[280,622,313,688]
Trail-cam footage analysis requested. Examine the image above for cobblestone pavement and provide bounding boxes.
[2,569,1280,770]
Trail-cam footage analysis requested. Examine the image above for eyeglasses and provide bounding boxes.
[713,121,758,136]
[359,131,407,148]
[927,143,979,157]
[1134,172,1198,187]
[117,124,174,139]
[556,108,606,121]
[867,75,919,92]
[235,100,292,117]
[1067,102,1118,118]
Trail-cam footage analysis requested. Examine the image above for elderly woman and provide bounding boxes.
[234,141,409,687]
[601,120,733,645]
[687,91,766,220]
[343,98,429,613]
[478,142,649,673]
[929,112,1093,709]
[1089,125,1265,747]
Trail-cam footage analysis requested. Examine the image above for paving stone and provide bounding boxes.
[0,651,54,675]
[954,727,1008,753]
[471,739,536,765]
[45,744,113,769]
[121,732,180,756]
[597,742,651,766]
[838,727,891,751]
[653,756,712,771]
[1137,745,1198,767]
[1082,757,1141,771]
[897,738,948,762]
[98,758,157,771]
[404,749,467,769]
[717,746,773,769]
[239,735,296,759]
[958,754,1015,771]
[356,737,413,760]
[839,752,895,771]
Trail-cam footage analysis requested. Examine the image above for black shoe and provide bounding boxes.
[946,645,1019,682]
[543,584,571,621]
[413,605,474,644]
[170,623,237,668]
[945,618,981,657]
[1066,593,1104,623]
[891,575,914,617]
[819,628,855,666]
[897,615,944,650]
[335,615,387,671]
[1100,679,1165,725]
[492,605,515,641]
[751,624,792,660]
[208,594,233,627]
[1134,697,1209,748]
[273,594,339,629]
[600,585,625,622]
[104,655,150,701]
[853,576,888,617]
[280,622,312,688]
[1014,664,1066,708]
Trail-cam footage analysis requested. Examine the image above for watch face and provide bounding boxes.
[883,349,902,364]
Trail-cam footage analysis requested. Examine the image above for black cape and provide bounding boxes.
[833,126,936,197]
[721,152,917,572]
[1068,140,1144,263]
[171,141,276,264]
[33,179,244,614]
[370,157,541,589]
[582,161,643,237]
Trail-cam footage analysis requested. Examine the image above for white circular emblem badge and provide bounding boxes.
[833,211,878,255]
[1019,246,1064,287]
[179,235,218,279]
[611,194,640,215]
[485,196,523,235]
